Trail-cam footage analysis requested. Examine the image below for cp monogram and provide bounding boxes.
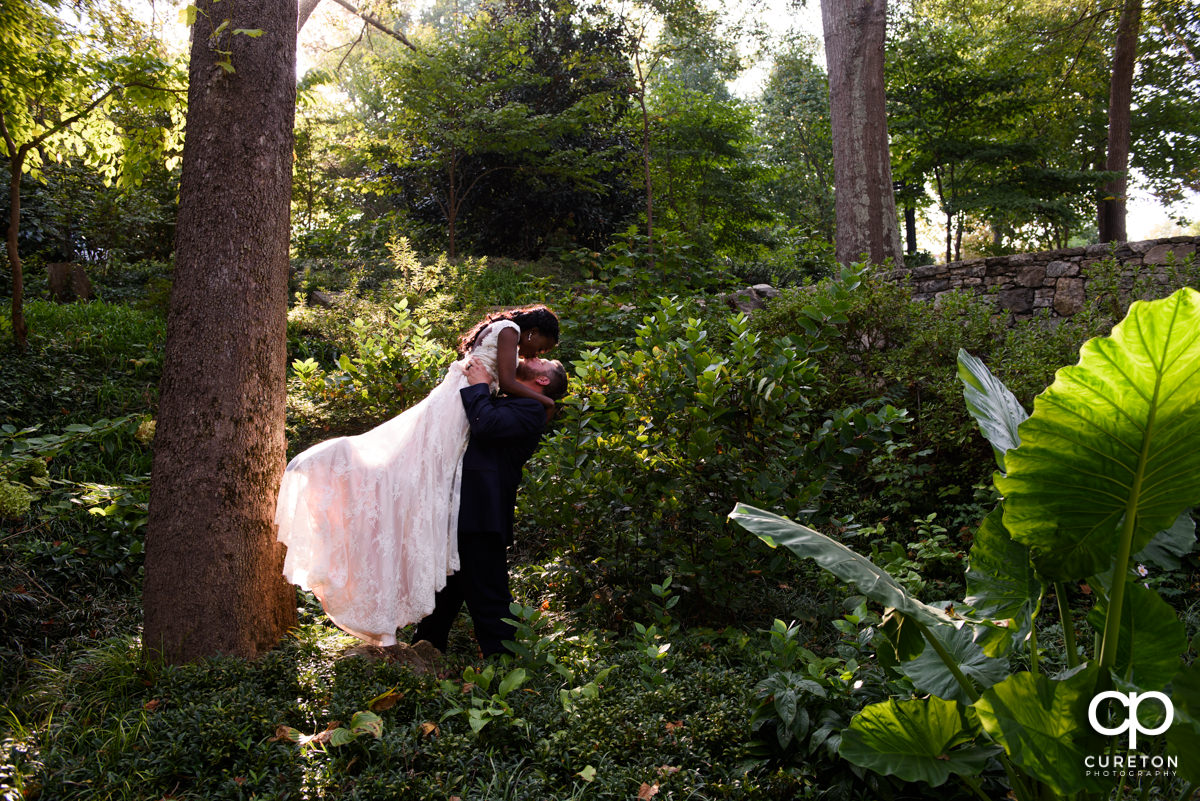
[1087,691,1174,749]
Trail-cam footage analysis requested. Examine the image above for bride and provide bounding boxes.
[274,305,559,645]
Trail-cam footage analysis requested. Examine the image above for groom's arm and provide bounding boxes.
[460,383,545,439]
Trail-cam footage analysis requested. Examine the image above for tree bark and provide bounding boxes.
[142,0,298,664]
[1098,0,1141,243]
[3,144,28,350]
[820,0,903,268]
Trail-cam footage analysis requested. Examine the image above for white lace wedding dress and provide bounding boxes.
[274,320,519,646]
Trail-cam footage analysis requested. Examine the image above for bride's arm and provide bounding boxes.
[494,327,555,409]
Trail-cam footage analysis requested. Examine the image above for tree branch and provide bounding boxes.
[324,0,418,52]
[298,0,322,32]
[27,85,122,151]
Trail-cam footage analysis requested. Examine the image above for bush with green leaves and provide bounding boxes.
[752,263,1120,525]
[732,287,1200,800]
[520,296,907,620]
[746,613,918,800]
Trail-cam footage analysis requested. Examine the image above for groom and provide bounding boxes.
[413,355,568,657]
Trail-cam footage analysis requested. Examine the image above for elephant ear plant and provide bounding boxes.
[731,287,1200,801]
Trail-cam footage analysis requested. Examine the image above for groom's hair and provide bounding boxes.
[540,360,569,400]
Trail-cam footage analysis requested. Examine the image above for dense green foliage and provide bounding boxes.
[4,237,1199,798]
[4,0,1200,795]
[733,287,1200,799]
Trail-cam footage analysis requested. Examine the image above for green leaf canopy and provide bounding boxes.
[996,288,1200,581]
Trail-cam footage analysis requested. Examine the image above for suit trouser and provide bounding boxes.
[413,530,515,657]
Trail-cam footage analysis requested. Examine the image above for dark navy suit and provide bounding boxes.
[413,383,545,656]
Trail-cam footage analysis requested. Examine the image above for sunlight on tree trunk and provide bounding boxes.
[142,0,298,664]
[821,0,903,268]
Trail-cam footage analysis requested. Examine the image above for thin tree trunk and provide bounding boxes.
[142,0,298,664]
[821,0,903,268]
[634,53,654,261]
[4,147,27,349]
[905,201,917,255]
[1098,0,1141,243]
[954,212,963,261]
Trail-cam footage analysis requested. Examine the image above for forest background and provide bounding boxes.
[3,0,1200,798]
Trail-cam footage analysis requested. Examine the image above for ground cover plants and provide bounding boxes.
[2,244,1198,800]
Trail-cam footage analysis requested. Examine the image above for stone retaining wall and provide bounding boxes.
[886,236,1199,319]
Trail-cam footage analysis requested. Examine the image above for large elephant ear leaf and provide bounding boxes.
[996,288,1200,581]
[897,624,1009,704]
[1085,581,1186,690]
[729,503,952,629]
[839,697,999,786]
[973,667,1111,796]
[957,349,1028,472]
[1167,661,1200,783]
[964,504,1039,653]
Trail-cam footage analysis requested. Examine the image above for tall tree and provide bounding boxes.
[649,79,771,260]
[887,20,1101,258]
[1098,0,1141,242]
[820,0,902,267]
[375,0,634,258]
[142,0,298,664]
[1132,0,1200,206]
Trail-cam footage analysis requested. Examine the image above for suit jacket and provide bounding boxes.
[458,383,546,545]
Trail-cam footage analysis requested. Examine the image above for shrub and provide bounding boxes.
[520,296,907,621]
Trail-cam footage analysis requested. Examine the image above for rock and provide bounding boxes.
[1053,277,1086,316]
[1143,243,1196,265]
[997,287,1033,314]
[720,284,779,316]
[1045,260,1078,278]
[47,263,93,302]
[340,639,442,675]
[308,289,338,308]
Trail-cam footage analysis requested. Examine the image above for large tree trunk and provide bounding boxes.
[1098,0,1141,243]
[820,0,903,268]
[142,0,298,664]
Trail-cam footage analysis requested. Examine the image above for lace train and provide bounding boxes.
[275,360,471,645]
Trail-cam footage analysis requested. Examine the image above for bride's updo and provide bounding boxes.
[458,305,560,355]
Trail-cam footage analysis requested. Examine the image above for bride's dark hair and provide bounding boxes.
[458,304,560,354]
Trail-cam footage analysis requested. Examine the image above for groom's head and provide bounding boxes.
[516,358,568,400]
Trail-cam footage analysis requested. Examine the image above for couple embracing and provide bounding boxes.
[274,305,567,657]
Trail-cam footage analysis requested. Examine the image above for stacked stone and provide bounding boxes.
[886,236,1199,320]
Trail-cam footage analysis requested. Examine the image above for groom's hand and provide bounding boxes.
[464,359,491,385]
